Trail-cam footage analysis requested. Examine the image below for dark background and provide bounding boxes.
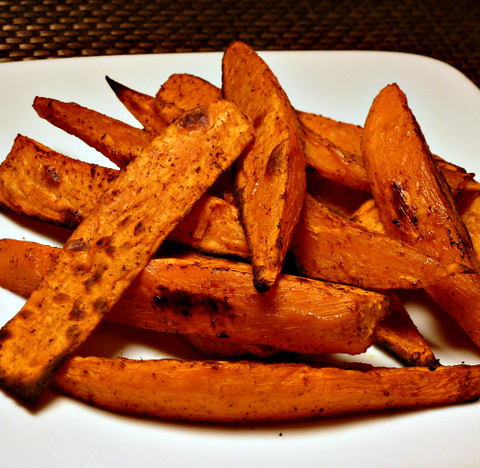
[1,0,479,88]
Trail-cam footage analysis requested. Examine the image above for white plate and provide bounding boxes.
[1,50,480,467]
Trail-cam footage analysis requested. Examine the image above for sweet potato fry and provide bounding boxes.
[374,292,438,368]
[297,109,477,194]
[350,202,439,366]
[300,126,370,192]
[306,168,372,219]
[0,239,390,356]
[0,101,254,405]
[105,75,182,133]
[155,73,223,109]
[222,41,307,291]
[32,96,152,169]
[297,110,363,154]
[1,136,472,291]
[362,83,480,346]
[290,194,471,290]
[0,135,249,258]
[51,356,480,423]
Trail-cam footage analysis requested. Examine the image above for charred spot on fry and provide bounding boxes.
[177,108,209,130]
[265,139,287,176]
[44,165,61,184]
[65,239,89,252]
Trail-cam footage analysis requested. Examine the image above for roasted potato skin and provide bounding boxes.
[222,41,307,292]
[362,83,480,346]
[0,239,390,356]
[52,356,480,423]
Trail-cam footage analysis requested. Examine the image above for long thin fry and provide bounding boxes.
[105,75,182,133]
[0,101,254,405]
[51,356,480,423]
[32,97,152,169]
[374,291,438,368]
[0,239,390,356]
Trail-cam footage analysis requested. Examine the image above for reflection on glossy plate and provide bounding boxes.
[1,51,480,467]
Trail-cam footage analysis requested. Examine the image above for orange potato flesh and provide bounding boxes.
[222,41,307,291]
[362,83,480,346]
[51,356,480,423]
[291,194,471,290]
[0,101,254,405]
[0,239,390,356]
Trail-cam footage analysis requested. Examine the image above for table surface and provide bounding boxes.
[1,0,479,88]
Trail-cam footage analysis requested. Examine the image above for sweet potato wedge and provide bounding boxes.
[32,96,152,169]
[0,135,249,258]
[0,239,390,356]
[300,126,370,192]
[290,194,471,290]
[362,83,480,346]
[374,292,438,368]
[0,101,254,405]
[297,110,476,194]
[222,41,307,291]
[51,356,480,423]
[350,202,439,367]
[0,237,439,365]
[297,110,364,155]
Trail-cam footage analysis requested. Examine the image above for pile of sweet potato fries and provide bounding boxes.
[1,41,480,423]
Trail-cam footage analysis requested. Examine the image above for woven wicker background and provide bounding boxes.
[1,0,480,88]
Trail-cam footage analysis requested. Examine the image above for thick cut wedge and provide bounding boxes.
[290,194,471,290]
[222,41,307,291]
[0,239,389,356]
[0,101,254,405]
[52,356,480,423]
[362,83,480,346]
